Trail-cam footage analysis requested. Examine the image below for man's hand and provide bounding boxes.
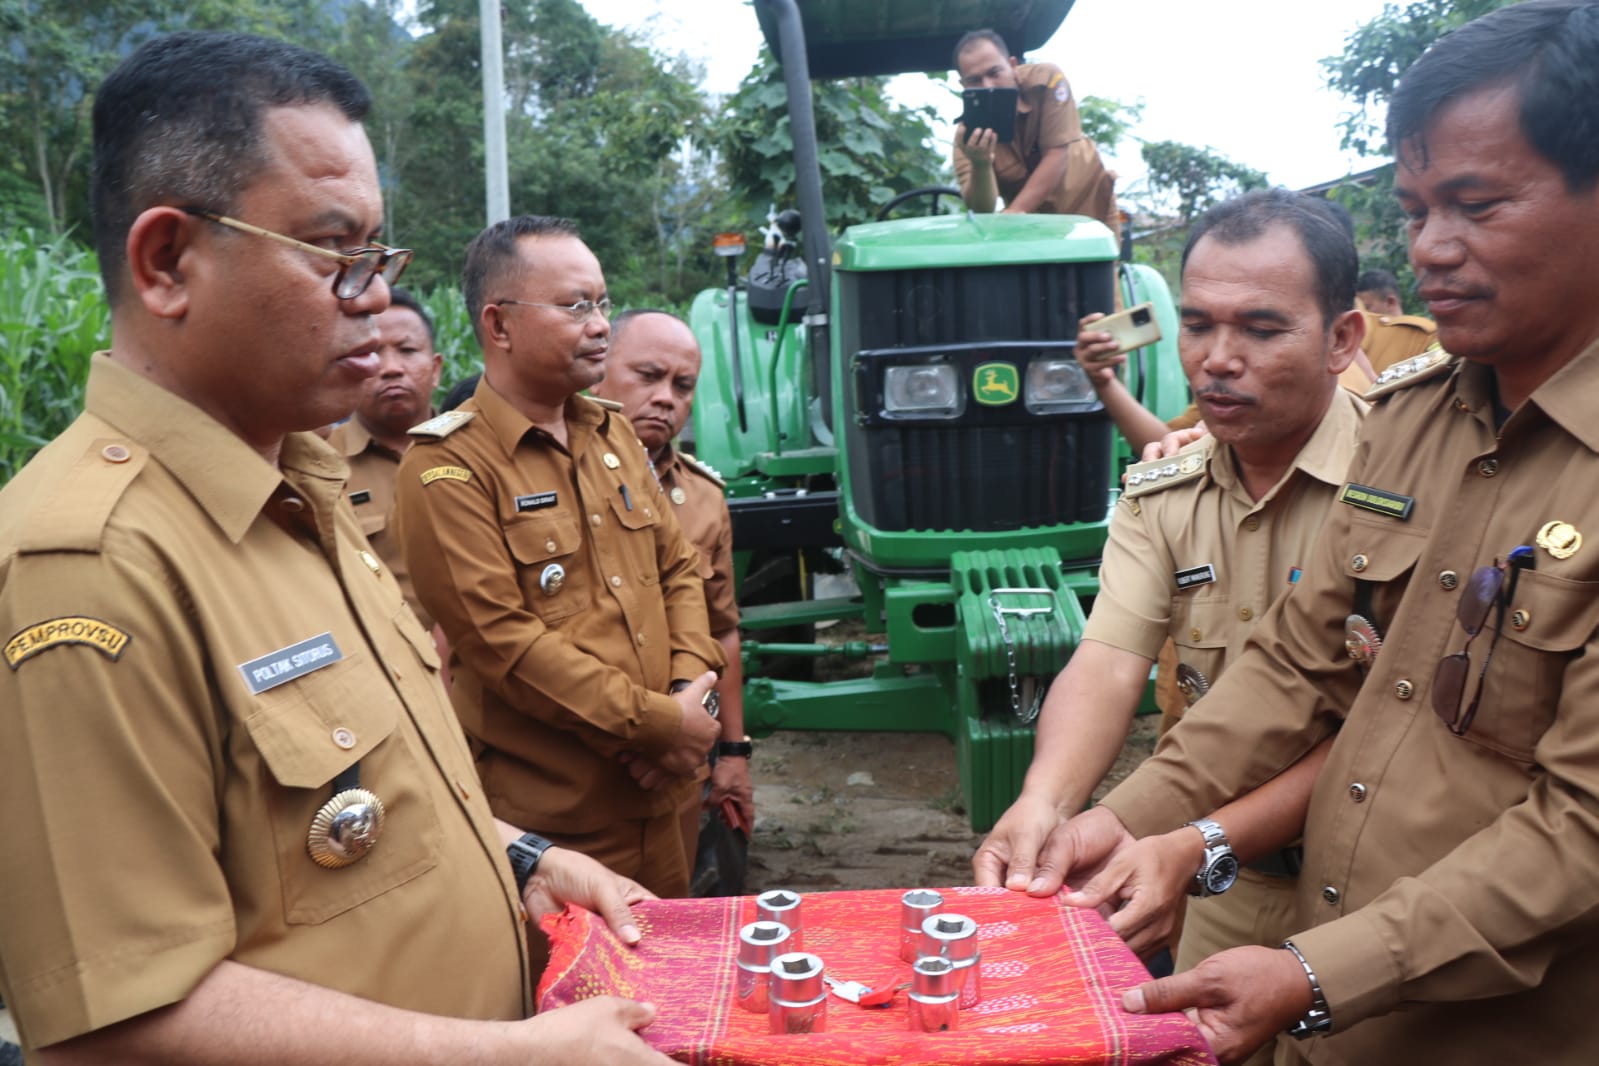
[975,799,1135,896]
[519,995,677,1065]
[706,755,755,829]
[524,845,655,946]
[1123,945,1314,1064]
[1075,313,1128,388]
[620,672,720,787]
[1139,423,1208,462]
[956,123,998,166]
[1061,827,1204,957]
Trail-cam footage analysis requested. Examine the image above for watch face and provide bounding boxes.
[1206,853,1240,895]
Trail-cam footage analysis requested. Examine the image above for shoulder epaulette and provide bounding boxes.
[1122,439,1211,500]
[1364,345,1453,401]
[677,451,726,489]
[589,396,625,412]
[1383,314,1437,333]
[407,409,476,440]
[18,437,148,554]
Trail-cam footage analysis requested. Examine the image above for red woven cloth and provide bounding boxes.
[539,886,1216,1065]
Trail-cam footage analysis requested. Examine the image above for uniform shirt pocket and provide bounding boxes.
[1465,569,1599,761]
[609,492,662,586]
[503,511,586,622]
[241,655,442,925]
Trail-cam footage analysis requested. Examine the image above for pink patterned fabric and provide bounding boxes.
[540,886,1216,1065]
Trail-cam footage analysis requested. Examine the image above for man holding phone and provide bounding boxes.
[952,29,1119,228]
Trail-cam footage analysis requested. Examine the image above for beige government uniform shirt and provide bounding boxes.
[1087,387,1367,734]
[952,62,1119,230]
[394,378,723,834]
[326,416,433,629]
[0,356,527,1052]
[1360,310,1438,375]
[657,445,739,635]
[1102,342,1599,1064]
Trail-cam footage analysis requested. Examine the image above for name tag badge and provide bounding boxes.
[1175,563,1217,591]
[516,491,559,512]
[239,633,343,694]
[1340,482,1415,520]
[348,489,373,506]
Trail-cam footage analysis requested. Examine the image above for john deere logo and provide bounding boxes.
[973,362,1019,406]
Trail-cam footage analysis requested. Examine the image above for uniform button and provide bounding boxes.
[636,632,647,646]
[1395,679,1415,700]
[281,497,306,513]
[1455,399,1470,412]
[1244,515,1260,532]
[1238,606,1253,621]
[1322,885,1340,906]
[1351,554,1369,572]
[332,727,357,749]
[643,508,652,518]
[456,777,472,800]
[1477,458,1499,477]
[1511,609,1531,631]
[610,575,623,587]
[518,904,529,923]
[1189,628,1202,641]
[102,444,131,463]
[591,513,602,526]
[1349,783,1367,803]
[545,539,558,553]
[1439,570,1459,590]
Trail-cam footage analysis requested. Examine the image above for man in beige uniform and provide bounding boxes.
[1037,4,1599,1063]
[0,31,674,1066]
[1355,268,1438,374]
[395,217,725,901]
[952,29,1118,229]
[590,310,756,872]
[326,285,441,627]
[976,190,1365,1065]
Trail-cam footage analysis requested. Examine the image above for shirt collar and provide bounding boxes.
[1208,385,1368,502]
[473,375,606,458]
[1466,335,1599,454]
[329,416,374,458]
[84,353,346,544]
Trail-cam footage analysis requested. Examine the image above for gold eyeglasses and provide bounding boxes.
[183,208,412,300]
[493,297,613,324]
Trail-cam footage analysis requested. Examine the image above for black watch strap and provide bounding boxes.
[717,736,754,758]
[507,832,552,895]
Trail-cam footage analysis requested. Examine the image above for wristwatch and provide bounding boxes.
[1282,939,1333,1038]
[717,735,754,758]
[506,832,552,896]
[1185,818,1239,897]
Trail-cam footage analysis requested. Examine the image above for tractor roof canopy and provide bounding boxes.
[756,0,1076,80]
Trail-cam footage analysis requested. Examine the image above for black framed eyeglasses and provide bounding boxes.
[183,208,412,300]
[1431,545,1534,736]
[493,297,613,323]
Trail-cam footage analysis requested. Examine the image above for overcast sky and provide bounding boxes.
[579,0,1399,194]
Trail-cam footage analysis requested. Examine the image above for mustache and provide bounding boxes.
[1196,381,1256,404]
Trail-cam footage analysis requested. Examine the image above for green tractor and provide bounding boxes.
[688,0,1187,831]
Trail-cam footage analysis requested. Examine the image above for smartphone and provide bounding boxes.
[1095,302,1162,356]
[959,87,1019,144]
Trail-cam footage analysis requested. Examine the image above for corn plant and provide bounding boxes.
[0,230,110,485]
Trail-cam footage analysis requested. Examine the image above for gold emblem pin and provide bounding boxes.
[603,452,621,469]
[1344,614,1383,663]
[539,563,567,596]
[670,486,687,506]
[1178,453,1204,475]
[1175,663,1211,706]
[307,788,386,869]
[1536,520,1582,560]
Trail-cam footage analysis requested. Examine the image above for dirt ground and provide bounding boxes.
[743,714,1160,895]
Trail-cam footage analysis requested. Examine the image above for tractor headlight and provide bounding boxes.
[1024,358,1098,414]
[883,363,963,418]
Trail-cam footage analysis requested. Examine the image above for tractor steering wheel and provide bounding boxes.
[876,185,964,221]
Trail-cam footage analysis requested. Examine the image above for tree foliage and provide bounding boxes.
[1079,95,1144,154]
[1139,140,1268,224]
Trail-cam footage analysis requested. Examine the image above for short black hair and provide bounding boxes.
[1387,0,1599,191]
[460,215,583,344]
[385,286,435,347]
[91,31,371,304]
[610,308,686,345]
[1356,269,1401,300]
[1181,189,1358,327]
[952,29,1010,69]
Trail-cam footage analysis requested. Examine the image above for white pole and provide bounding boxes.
[479,0,510,224]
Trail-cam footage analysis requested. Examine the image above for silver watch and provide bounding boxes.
[1186,818,1239,897]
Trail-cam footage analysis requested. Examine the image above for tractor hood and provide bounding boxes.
[835,212,1117,272]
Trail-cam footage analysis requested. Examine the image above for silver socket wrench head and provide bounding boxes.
[920,912,982,1008]
[899,888,944,963]
[767,951,827,1035]
[909,956,961,1032]
[756,890,804,950]
[735,920,793,1013]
